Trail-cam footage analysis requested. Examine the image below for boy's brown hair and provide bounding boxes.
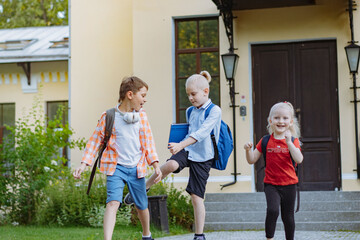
[118,76,148,102]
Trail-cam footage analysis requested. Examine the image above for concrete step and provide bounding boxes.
[204,221,360,231]
[205,191,360,202]
[206,211,360,222]
[204,191,360,231]
[205,192,265,202]
[205,200,360,211]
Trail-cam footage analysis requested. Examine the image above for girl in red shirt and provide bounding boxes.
[244,102,303,240]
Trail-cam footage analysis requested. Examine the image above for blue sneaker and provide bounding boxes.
[124,188,150,205]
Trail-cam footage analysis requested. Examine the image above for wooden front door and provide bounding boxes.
[252,40,341,191]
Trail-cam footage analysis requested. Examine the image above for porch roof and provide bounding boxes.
[212,0,315,11]
[0,26,69,64]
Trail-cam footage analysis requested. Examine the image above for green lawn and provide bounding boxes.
[0,224,190,240]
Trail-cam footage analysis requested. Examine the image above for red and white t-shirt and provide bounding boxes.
[256,134,301,186]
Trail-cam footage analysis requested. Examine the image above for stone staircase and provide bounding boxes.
[204,191,360,231]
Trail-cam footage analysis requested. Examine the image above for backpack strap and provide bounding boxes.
[87,108,115,195]
[288,135,301,213]
[203,103,218,161]
[261,135,271,167]
[204,103,216,135]
[186,106,194,122]
[204,103,215,118]
[99,108,115,166]
[289,136,296,172]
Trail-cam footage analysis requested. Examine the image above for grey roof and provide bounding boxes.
[0,26,69,63]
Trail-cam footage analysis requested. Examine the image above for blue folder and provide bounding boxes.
[168,123,189,143]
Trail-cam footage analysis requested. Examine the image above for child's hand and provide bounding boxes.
[244,142,253,151]
[73,163,86,179]
[153,167,162,184]
[285,130,292,143]
[168,142,183,155]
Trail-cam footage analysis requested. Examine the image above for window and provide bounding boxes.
[175,17,220,123]
[47,101,69,165]
[47,101,68,126]
[0,39,37,51]
[0,103,15,145]
[49,37,69,48]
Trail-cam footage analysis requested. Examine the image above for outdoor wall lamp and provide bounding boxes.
[345,0,360,179]
[345,42,360,179]
[221,52,239,80]
[220,51,240,189]
[345,42,360,73]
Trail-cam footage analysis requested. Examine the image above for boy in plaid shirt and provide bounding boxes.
[73,76,162,240]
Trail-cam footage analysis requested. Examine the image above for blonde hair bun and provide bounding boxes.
[200,70,211,83]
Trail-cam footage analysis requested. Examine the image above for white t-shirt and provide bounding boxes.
[114,108,142,168]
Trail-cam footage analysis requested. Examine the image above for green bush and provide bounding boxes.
[85,203,132,228]
[0,100,86,225]
[36,169,194,230]
[85,205,106,228]
[36,169,133,228]
[36,169,106,226]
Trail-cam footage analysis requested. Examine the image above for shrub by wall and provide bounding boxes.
[0,100,85,225]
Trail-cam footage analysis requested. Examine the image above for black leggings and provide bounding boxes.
[264,183,296,240]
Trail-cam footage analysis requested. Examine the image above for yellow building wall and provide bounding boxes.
[70,0,360,192]
[70,0,134,168]
[0,61,68,121]
[231,0,359,191]
[131,0,360,192]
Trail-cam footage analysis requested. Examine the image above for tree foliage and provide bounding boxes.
[0,0,68,29]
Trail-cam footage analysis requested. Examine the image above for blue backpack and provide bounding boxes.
[187,103,233,170]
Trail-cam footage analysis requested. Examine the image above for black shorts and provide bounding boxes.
[168,149,213,199]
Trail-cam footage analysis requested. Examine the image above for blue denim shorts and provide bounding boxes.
[106,164,148,210]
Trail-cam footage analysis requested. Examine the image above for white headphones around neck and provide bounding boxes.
[123,111,140,124]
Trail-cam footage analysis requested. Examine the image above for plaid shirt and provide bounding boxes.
[81,109,159,177]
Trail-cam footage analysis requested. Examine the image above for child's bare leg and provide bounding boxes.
[137,207,151,236]
[103,200,120,240]
[191,194,206,234]
[146,160,179,189]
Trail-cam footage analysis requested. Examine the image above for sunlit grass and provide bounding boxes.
[0,224,190,240]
